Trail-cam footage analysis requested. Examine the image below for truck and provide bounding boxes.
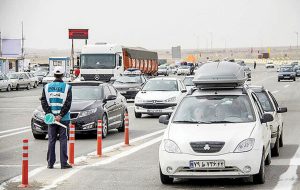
[79,43,158,81]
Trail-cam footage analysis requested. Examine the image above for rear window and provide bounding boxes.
[255,92,274,112]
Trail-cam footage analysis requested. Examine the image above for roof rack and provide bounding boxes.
[193,61,247,89]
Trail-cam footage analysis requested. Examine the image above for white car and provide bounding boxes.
[177,66,190,75]
[28,72,39,88]
[42,73,72,85]
[266,62,275,69]
[7,72,32,90]
[0,73,12,91]
[134,78,187,118]
[158,61,273,184]
[250,86,287,156]
[182,76,195,92]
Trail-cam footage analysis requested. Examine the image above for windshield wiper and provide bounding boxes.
[209,121,235,123]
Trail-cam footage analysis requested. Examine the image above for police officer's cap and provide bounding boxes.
[53,66,64,76]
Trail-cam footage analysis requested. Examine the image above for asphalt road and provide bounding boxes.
[1,64,300,190]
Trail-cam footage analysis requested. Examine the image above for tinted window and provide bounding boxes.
[142,80,178,91]
[172,95,255,123]
[280,67,293,72]
[255,92,275,112]
[72,86,103,100]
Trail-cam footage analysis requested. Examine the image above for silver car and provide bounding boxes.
[7,72,32,90]
[28,72,39,88]
[0,73,12,92]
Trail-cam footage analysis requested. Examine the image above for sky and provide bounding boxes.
[0,0,300,50]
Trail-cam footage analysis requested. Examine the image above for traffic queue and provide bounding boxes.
[25,57,289,186]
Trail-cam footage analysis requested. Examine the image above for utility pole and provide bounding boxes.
[296,32,299,49]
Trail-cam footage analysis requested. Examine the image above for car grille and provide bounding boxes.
[137,103,176,109]
[283,74,291,77]
[190,141,225,153]
[70,112,79,119]
[81,74,113,82]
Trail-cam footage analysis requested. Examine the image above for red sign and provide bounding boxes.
[69,29,88,39]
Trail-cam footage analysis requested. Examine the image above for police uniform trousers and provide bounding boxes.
[47,121,69,167]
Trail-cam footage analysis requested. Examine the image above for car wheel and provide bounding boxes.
[6,85,11,92]
[27,84,31,90]
[117,110,127,132]
[16,84,20,91]
[135,111,142,118]
[160,165,173,184]
[102,114,108,138]
[253,152,265,184]
[265,146,271,165]
[279,129,283,147]
[278,79,280,82]
[33,133,46,140]
[271,130,280,157]
[293,77,296,81]
[33,82,37,88]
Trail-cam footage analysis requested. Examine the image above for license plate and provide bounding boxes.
[284,76,290,79]
[147,109,162,113]
[189,160,225,169]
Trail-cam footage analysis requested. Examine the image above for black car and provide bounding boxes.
[31,81,128,139]
[113,74,147,99]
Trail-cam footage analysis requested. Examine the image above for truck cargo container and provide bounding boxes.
[79,43,158,82]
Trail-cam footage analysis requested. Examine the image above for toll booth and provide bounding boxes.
[49,57,70,74]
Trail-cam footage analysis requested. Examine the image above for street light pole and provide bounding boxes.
[296,32,299,49]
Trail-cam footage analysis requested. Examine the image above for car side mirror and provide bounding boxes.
[261,113,274,123]
[159,115,170,125]
[103,95,117,103]
[277,107,287,113]
[181,89,187,93]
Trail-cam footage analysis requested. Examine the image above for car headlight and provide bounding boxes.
[78,108,97,118]
[165,97,176,103]
[33,110,45,120]
[129,87,140,91]
[164,139,181,153]
[234,138,255,153]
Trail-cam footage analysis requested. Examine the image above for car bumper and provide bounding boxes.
[134,103,176,115]
[159,148,262,178]
[278,76,294,80]
[31,114,99,135]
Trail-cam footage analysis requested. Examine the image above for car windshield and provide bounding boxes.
[34,71,47,76]
[183,77,194,86]
[115,76,142,84]
[81,54,116,69]
[142,80,178,91]
[255,92,274,112]
[280,67,293,72]
[72,86,103,100]
[179,66,189,69]
[172,95,255,123]
[8,73,19,79]
[159,66,167,69]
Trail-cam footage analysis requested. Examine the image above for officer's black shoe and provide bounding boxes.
[47,165,54,169]
[61,163,72,169]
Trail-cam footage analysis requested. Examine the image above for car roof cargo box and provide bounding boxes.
[193,61,247,89]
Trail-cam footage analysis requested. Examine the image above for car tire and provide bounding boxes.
[33,133,46,140]
[27,84,31,90]
[102,114,108,138]
[279,129,283,147]
[265,147,271,165]
[160,166,173,185]
[271,130,280,157]
[16,84,20,91]
[253,152,265,184]
[33,82,37,88]
[278,79,280,82]
[6,85,11,92]
[117,110,127,132]
[135,111,142,118]
[293,77,296,81]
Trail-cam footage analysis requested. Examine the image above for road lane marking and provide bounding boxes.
[0,129,31,139]
[0,129,165,189]
[273,146,300,190]
[0,126,30,134]
[40,136,162,190]
[284,84,290,88]
[272,90,279,94]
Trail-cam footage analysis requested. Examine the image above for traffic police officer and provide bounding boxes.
[41,66,72,169]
